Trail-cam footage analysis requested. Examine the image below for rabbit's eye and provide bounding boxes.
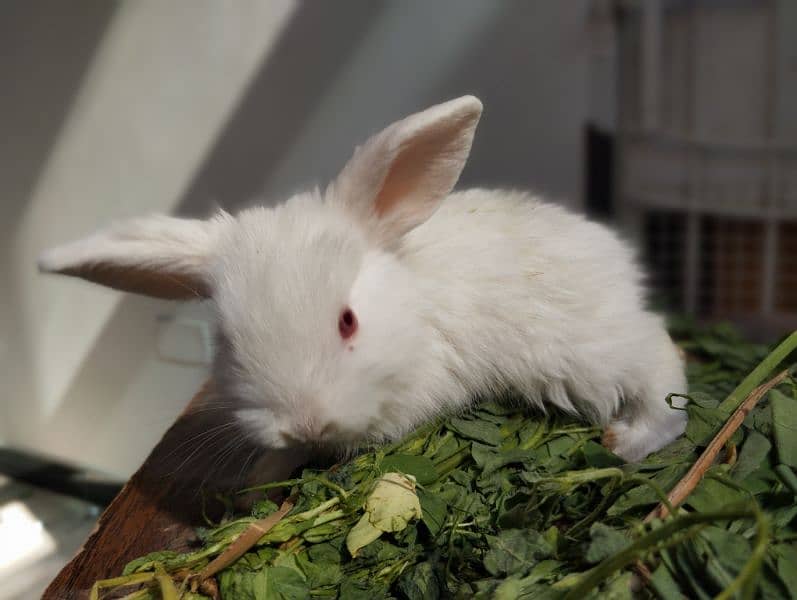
[338,307,358,340]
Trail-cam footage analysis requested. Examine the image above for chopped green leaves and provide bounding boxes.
[379,454,437,485]
[100,323,796,599]
[483,529,553,576]
[447,416,503,446]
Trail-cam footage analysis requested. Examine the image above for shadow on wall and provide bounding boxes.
[176,0,387,217]
[10,1,592,475]
[33,1,388,471]
[0,0,118,438]
[0,0,118,226]
[177,0,589,217]
[428,1,590,203]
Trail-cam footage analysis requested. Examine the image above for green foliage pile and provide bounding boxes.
[93,322,797,599]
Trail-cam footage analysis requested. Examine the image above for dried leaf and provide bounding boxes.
[346,472,421,557]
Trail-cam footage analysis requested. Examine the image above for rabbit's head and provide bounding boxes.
[39,96,482,449]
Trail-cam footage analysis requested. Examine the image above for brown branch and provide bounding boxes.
[194,496,296,584]
[645,369,789,523]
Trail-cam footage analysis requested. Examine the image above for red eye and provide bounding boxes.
[338,307,358,339]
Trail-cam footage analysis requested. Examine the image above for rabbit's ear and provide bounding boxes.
[37,214,226,299]
[331,96,482,243]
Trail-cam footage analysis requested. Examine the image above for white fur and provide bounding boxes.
[37,214,223,283]
[39,96,687,462]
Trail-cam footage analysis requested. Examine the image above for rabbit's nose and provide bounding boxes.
[280,421,338,445]
[279,429,304,446]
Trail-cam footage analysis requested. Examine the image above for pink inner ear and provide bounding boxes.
[373,125,461,218]
[57,262,210,300]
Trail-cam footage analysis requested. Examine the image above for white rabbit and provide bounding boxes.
[39,96,686,462]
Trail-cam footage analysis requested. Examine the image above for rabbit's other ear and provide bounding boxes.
[330,95,482,244]
[37,214,227,299]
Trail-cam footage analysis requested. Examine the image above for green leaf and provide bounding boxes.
[733,429,771,481]
[218,566,309,600]
[471,560,564,599]
[758,562,793,600]
[472,442,532,472]
[526,559,563,583]
[685,474,749,512]
[608,464,689,515]
[650,562,683,600]
[685,391,720,408]
[254,566,308,600]
[775,463,797,494]
[122,551,179,575]
[251,499,279,519]
[743,403,774,437]
[306,540,342,563]
[592,571,633,600]
[299,543,343,588]
[338,578,390,600]
[702,525,750,575]
[490,577,524,600]
[582,441,625,468]
[775,544,797,595]
[686,405,727,446]
[771,389,797,468]
[447,417,502,446]
[417,488,447,537]
[352,538,404,564]
[380,454,438,485]
[483,529,553,577]
[219,569,257,599]
[424,432,462,463]
[668,543,714,600]
[585,523,628,564]
[397,561,440,600]
[540,435,577,459]
[644,436,697,466]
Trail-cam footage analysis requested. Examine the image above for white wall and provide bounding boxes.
[692,4,770,142]
[2,0,297,476]
[631,0,792,144]
[775,0,797,142]
[173,0,592,217]
[254,1,591,208]
[2,1,592,477]
[586,0,620,133]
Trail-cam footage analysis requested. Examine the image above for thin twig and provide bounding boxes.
[562,506,759,599]
[645,370,789,522]
[194,496,295,584]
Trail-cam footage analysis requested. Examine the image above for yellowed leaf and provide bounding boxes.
[345,472,422,557]
[366,472,422,532]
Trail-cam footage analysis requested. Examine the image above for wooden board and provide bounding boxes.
[44,382,269,600]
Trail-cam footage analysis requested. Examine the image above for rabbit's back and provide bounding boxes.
[403,188,648,331]
[401,188,681,429]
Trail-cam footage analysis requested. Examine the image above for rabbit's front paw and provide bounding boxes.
[603,409,686,463]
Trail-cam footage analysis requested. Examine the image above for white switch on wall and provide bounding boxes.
[156,315,213,366]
